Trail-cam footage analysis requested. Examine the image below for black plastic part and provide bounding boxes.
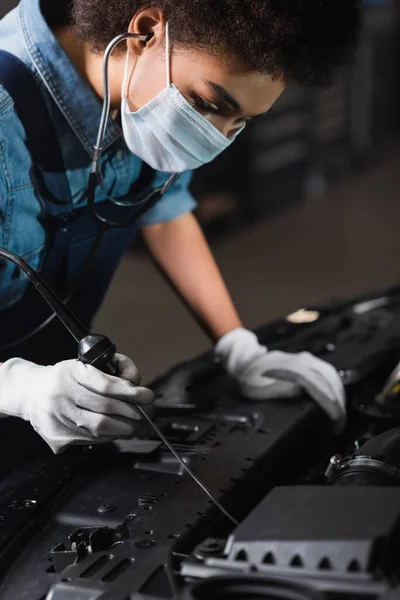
[378,394,400,416]
[379,589,400,600]
[180,576,327,600]
[49,541,87,574]
[223,486,400,575]
[78,334,117,375]
[0,392,323,599]
[357,427,400,469]
[256,292,400,385]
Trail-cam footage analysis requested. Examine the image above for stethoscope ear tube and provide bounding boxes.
[94,32,152,160]
[88,31,179,229]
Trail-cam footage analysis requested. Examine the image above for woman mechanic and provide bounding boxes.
[0,0,360,455]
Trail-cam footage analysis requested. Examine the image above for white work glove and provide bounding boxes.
[215,328,346,423]
[0,354,154,454]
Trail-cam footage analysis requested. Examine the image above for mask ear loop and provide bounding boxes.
[166,21,171,87]
[122,46,131,99]
[123,26,169,96]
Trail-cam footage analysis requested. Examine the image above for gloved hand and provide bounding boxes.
[215,328,346,423]
[0,354,154,454]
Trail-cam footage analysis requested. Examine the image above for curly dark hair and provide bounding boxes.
[71,0,361,88]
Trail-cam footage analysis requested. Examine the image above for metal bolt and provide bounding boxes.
[325,454,343,481]
[97,504,115,514]
[198,538,224,555]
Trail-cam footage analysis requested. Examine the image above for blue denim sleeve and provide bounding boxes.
[138,170,197,226]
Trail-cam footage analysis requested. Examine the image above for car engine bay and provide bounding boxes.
[2,285,400,599]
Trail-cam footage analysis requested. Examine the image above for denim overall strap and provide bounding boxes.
[0,50,74,283]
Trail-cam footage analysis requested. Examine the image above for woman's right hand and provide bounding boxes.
[0,354,154,453]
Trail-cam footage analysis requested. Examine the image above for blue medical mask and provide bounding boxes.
[121,23,244,173]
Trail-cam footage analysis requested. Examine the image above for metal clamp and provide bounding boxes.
[325,454,400,483]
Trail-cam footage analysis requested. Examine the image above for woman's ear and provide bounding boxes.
[127,7,165,57]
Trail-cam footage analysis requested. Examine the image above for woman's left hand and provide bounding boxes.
[215,328,346,424]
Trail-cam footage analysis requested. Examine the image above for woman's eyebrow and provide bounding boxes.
[203,80,273,119]
[203,80,242,112]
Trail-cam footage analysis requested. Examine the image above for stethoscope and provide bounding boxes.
[0,32,180,351]
[88,32,180,228]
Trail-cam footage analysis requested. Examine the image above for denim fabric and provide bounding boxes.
[0,0,195,310]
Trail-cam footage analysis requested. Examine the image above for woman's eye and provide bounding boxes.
[196,97,219,114]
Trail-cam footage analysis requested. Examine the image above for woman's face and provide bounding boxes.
[125,39,285,139]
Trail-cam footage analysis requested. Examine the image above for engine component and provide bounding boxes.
[377,361,400,413]
[179,575,327,600]
[223,487,400,576]
[257,289,400,385]
[0,285,400,599]
[181,487,400,598]
[49,527,113,573]
[326,427,400,485]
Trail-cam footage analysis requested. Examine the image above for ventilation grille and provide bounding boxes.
[230,546,366,574]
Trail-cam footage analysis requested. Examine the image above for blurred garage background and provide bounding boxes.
[1,0,400,382]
